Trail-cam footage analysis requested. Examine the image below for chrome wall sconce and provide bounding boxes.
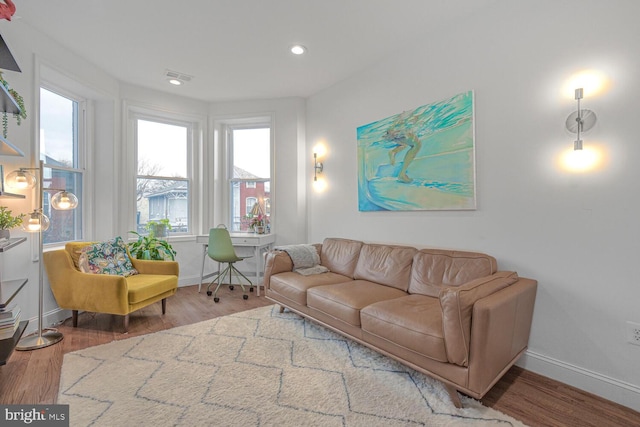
[313,152,324,182]
[565,87,597,150]
[6,160,79,351]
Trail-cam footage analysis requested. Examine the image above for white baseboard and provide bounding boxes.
[22,308,71,336]
[518,350,640,412]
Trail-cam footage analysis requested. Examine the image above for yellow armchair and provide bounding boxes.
[43,242,179,332]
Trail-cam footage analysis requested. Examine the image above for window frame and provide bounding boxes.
[225,122,273,232]
[39,84,87,246]
[131,111,196,237]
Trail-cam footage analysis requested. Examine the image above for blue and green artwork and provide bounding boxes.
[357,91,476,211]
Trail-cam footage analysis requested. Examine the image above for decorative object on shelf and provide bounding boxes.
[128,231,176,261]
[12,160,78,351]
[0,71,26,139]
[0,205,24,239]
[247,201,268,234]
[0,0,16,21]
[565,87,597,151]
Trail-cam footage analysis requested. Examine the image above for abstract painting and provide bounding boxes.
[357,91,476,211]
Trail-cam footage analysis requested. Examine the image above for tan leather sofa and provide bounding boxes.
[264,237,537,407]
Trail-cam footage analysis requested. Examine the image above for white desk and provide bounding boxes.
[197,232,276,296]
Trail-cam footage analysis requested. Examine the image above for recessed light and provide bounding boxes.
[290,45,306,55]
[165,69,193,86]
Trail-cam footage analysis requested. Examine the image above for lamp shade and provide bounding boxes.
[22,210,50,232]
[50,191,78,210]
[250,202,263,217]
[5,169,36,189]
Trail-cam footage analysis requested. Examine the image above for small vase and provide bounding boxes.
[0,229,9,240]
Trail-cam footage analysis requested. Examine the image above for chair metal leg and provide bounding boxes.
[205,262,253,302]
[207,264,232,303]
[230,264,253,300]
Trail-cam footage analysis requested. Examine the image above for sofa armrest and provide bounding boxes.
[467,277,537,396]
[44,249,131,314]
[263,250,294,290]
[439,271,519,367]
[130,258,179,276]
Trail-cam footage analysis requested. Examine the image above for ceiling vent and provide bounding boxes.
[164,69,193,85]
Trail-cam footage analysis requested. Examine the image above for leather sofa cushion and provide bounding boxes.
[361,294,447,363]
[320,238,363,278]
[409,249,497,297]
[353,244,417,291]
[270,271,353,306]
[440,271,518,367]
[307,280,407,326]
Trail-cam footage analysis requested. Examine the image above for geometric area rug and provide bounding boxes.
[58,305,527,426]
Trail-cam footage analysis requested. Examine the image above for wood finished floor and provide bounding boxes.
[1,284,639,427]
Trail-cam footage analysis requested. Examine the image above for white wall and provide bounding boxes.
[305,0,640,410]
[0,20,121,333]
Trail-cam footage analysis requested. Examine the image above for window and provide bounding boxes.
[135,118,190,235]
[40,87,84,244]
[229,127,271,232]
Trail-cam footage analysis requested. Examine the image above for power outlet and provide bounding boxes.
[627,321,640,346]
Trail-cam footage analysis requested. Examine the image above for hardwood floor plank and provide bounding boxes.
[1,284,639,426]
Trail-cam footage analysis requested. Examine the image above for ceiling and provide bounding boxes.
[15,0,498,103]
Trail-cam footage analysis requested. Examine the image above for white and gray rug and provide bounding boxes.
[58,305,526,426]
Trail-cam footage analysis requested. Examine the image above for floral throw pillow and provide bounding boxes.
[78,237,138,277]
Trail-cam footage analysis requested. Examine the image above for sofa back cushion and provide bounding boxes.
[353,244,417,291]
[320,238,363,278]
[408,249,497,297]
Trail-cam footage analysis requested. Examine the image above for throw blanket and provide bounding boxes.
[274,244,329,276]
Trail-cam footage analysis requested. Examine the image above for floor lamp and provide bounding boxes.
[6,160,78,351]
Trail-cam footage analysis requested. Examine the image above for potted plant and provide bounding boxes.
[0,206,24,240]
[128,231,176,261]
[146,218,171,239]
[0,71,27,139]
[249,213,268,234]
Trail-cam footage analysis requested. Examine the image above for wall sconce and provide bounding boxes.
[565,87,597,150]
[7,161,79,351]
[313,152,324,182]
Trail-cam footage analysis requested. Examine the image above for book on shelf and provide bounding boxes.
[0,303,19,320]
[0,311,20,340]
[0,305,20,325]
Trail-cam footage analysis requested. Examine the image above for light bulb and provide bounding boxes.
[6,169,36,189]
[22,211,50,232]
[26,217,41,232]
[51,191,78,210]
[57,196,71,209]
[14,173,28,188]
